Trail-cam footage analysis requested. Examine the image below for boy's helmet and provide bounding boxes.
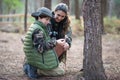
[31,7,52,18]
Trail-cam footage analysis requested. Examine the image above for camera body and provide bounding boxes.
[49,31,58,38]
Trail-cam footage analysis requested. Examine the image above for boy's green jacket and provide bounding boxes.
[23,21,59,70]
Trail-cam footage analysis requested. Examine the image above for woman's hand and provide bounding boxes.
[56,39,65,46]
[56,39,69,51]
[63,42,69,51]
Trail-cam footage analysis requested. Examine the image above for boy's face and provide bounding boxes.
[39,17,50,26]
[54,10,66,22]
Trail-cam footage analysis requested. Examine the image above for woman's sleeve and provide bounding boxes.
[32,29,57,53]
[65,27,72,47]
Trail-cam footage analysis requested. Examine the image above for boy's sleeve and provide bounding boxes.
[32,29,57,53]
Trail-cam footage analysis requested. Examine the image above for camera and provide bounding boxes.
[49,31,58,38]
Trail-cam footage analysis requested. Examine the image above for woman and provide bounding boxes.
[50,3,72,62]
[37,3,72,77]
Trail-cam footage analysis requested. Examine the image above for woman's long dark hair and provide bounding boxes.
[62,15,70,35]
[54,3,70,35]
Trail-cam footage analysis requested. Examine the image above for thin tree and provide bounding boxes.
[101,0,108,34]
[0,0,3,21]
[82,0,107,80]
[75,0,80,19]
[24,0,28,32]
[44,0,51,9]
[0,0,3,14]
[37,0,44,9]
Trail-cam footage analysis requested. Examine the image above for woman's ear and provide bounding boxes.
[62,16,67,23]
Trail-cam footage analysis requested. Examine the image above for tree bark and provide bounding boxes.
[44,0,51,9]
[101,0,108,34]
[82,0,107,80]
[101,0,108,17]
[24,0,28,32]
[75,0,80,19]
[0,0,3,21]
[0,0,3,14]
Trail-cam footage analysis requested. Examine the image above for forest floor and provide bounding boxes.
[0,31,120,80]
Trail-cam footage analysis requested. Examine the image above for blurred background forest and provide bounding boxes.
[0,0,120,80]
[0,0,120,35]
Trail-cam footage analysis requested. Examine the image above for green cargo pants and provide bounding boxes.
[37,63,65,76]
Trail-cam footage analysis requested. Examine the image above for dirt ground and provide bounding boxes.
[0,31,120,80]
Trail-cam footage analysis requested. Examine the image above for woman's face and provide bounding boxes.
[54,10,66,22]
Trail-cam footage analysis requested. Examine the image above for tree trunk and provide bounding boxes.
[75,0,80,19]
[101,0,108,17]
[101,0,108,34]
[108,0,114,18]
[44,0,51,9]
[82,0,107,80]
[0,0,3,21]
[24,0,28,32]
[36,0,44,11]
[0,0,2,14]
